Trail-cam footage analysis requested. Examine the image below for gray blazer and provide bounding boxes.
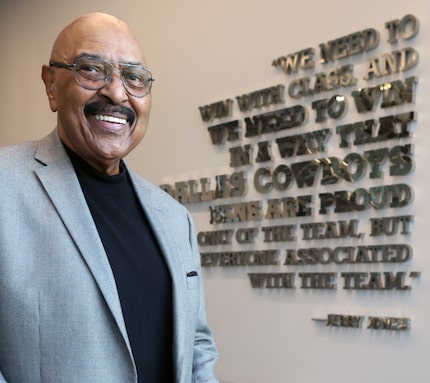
[0,130,218,383]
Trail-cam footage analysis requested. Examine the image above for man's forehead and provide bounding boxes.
[51,13,145,63]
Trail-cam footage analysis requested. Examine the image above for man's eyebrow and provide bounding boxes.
[74,53,144,66]
[74,53,103,60]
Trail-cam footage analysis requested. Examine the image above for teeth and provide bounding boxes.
[95,115,127,124]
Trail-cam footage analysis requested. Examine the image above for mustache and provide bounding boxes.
[84,102,136,126]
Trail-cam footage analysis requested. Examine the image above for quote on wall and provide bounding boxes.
[161,15,421,328]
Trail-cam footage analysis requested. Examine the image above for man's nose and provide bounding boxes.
[98,69,128,103]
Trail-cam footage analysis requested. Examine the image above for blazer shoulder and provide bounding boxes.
[0,140,39,174]
[0,140,38,159]
[0,130,66,184]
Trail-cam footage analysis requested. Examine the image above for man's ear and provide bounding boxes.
[41,65,58,112]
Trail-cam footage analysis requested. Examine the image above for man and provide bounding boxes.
[0,13,219,383]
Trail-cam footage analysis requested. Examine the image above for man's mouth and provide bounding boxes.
[84,102,136,126]
[94,114,128,125]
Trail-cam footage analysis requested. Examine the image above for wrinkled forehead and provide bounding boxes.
[51,14,147,65]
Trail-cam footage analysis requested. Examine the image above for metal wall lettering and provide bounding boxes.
[163,14,423,334]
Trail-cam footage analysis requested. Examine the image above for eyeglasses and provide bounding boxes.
[49,56,154,98]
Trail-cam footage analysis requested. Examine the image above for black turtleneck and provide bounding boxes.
[65,147,174,383]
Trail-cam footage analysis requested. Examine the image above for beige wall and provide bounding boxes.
[1,1,429,382]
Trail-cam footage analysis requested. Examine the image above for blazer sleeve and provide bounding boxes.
[187,211,219,383]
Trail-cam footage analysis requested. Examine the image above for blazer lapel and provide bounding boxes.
[128,171,185,288]
[128,172,188,374]
[33,131,133,355]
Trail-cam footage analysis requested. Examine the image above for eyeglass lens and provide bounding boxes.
[74,57,153,97]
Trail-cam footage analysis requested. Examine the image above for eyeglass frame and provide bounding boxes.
[49,55,155,98]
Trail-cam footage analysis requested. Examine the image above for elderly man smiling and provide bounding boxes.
[0,13,218,383]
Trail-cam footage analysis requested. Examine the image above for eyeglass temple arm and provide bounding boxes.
[49,62,75,69]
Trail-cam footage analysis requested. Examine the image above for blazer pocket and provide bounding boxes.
[186,271,199,289]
